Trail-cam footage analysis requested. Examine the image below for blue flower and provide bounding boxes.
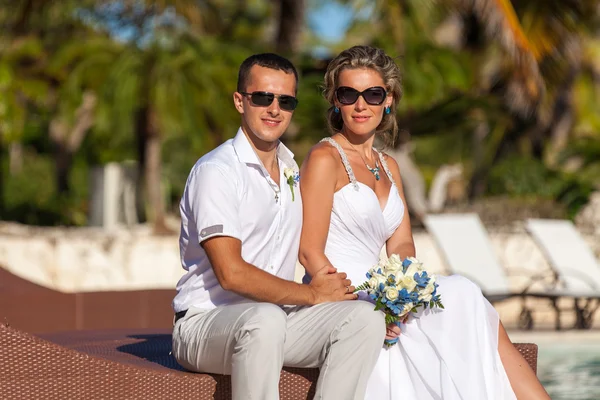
[398,288,410,302]
[409,292,419,302]
[414,272,429,288]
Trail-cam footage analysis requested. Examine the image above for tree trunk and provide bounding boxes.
[49,91,96,194]
[275,0,305,55]
[55,145,73,193]
[140,107,170,234]
[543,64,580,166]
[8,142,23,175]
[0,141,4,217]
[469,116,490,199]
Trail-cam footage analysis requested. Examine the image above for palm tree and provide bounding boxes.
[53,25,249,232]
[0,0,106,220]
[321,0,599,211]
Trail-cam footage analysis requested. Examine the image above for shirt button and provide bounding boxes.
[269,266,274,270]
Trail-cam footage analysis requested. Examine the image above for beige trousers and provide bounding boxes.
[172,301,385,400]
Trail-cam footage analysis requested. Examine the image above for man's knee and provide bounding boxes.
[236,303,287,345]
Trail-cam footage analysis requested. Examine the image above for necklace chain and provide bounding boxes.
[338,134,381,181]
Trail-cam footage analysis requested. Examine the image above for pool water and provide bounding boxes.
[538,342,600,399]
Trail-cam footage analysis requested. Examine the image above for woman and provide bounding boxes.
[299,45,549,399]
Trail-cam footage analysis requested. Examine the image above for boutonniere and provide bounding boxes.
[284,168,300,201]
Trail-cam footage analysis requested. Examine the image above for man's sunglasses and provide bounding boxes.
[239,91,299,111]
[335,86,387,106]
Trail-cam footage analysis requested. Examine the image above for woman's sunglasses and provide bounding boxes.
[335,86,387,106]
[239,91,299,111]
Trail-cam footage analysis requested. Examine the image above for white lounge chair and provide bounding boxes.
[424,213,560,329]
[526,218,600,329]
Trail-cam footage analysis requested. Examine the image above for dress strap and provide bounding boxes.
[320,137,359,190]
[375,150,396,187]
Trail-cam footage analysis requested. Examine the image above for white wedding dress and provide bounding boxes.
[312,138,517,399]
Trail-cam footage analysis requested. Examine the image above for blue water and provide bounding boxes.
[538,342,600,399]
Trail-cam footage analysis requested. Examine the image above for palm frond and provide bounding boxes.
[451,0,545,113]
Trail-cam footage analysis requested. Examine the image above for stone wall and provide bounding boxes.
[1,221,598,294]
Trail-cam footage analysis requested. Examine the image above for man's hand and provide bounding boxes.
[308,265,357,304]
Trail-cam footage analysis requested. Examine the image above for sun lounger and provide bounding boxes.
[424,213,563,329]
[526,218,600,329]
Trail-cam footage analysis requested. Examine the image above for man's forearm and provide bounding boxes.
[221,261,316,306]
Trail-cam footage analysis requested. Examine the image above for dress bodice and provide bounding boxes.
[306,137,405,285]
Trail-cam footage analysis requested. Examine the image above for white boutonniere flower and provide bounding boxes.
[284,168,300,201]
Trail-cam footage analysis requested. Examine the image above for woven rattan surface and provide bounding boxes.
[0,267,176,334]
[1,324,537,399]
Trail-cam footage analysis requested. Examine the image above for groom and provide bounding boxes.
[172,53,386,400]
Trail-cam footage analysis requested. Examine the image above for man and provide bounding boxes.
[172,53,385,400]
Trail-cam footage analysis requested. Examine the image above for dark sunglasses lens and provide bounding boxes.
[363,88,386,105]
[278,95,298,111]
[336,87,359,105]
[250,92,274,106]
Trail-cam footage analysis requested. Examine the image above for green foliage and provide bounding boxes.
[3,152,89,226]
[488,155,594,218]
[2,0,600,226]
[488,156,565,198]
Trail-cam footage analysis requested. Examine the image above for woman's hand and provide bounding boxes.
[385,322,402,341]
[384,315,409,341]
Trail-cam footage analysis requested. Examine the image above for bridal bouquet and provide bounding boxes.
[355,255,444,347]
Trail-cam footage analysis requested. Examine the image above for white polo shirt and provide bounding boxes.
[173,127,303,312]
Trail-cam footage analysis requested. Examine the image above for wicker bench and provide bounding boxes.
[0,324,538,399]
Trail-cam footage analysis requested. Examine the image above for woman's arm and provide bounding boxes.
[383,153,416,259]
[298,144,341,278]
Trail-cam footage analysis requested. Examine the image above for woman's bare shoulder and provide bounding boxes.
[303,140,340,169]
[380,151,400,171]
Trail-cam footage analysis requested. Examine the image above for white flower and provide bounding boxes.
[419,277,437,302]
[405,256,424,270]
[284,168,295,179]
[368,276,380,289]
[404,264,420,280]
[387,254,403,269]
[385,287,399,301]
[283,168,299,201]
[397,274,417,292]
[367,268,387,290]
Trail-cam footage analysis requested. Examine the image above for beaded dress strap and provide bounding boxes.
[320,138,359,190]
[375,150,396,187]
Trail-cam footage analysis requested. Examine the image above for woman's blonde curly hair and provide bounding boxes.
[323,45,402,148]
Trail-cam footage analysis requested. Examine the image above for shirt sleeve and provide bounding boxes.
[183,162,241,244]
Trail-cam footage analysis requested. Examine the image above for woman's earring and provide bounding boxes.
[385,106,391,115]
[334,106,340,113]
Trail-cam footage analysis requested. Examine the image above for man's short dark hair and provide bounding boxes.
[237,53,298,93]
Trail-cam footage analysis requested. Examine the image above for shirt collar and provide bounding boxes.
[232,127,297,170]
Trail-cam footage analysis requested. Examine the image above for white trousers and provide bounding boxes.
[172,301,386,400]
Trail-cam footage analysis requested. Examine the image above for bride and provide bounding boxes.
[298,45,549,399]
